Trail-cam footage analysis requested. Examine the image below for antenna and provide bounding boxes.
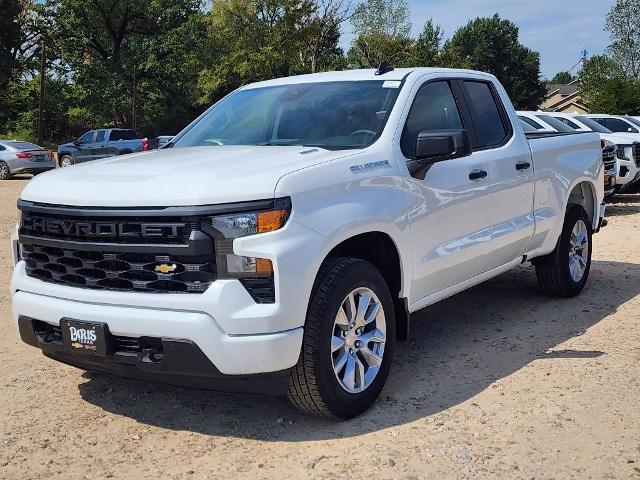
[375,62,394,76]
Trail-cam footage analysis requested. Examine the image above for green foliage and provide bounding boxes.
[414,20,443,66]
[441,14,546,110]
[197,0,347,104]
[579,55,640,114]
[351,0,411,38]
[549,71,574,84]
[606,0,640,77]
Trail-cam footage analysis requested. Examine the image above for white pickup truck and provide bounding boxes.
[11,68,605,419]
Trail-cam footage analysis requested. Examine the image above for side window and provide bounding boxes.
[79,131,95,143]
[401,81,464,158]
[518,116,544,130]
[591,118,607,128]
[0,145,5,151]
[561,118,580,129]
[95,130,105,143]
[607,118,638,133]
[463,81,509,148]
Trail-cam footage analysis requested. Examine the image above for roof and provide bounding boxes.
[241,67,496,89]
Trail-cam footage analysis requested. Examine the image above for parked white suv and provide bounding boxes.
[544,112,639,192]
[11,68,605,418]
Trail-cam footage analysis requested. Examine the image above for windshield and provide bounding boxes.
[172,81,402,150]
[624,117,640,128]
[536,115,575,132]
[574,116,613,134]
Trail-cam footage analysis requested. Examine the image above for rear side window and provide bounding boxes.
[110,130,137,141]
[401,81,464,158]
[463,81,509,148]
[518,116,544,130]
[555,117,580,129]
[95,130,105,142]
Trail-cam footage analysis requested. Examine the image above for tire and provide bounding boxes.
[60,155,74,168]
[288,257,396,419]
[534,204,593,298]
[118,150,132,155]
[0,162,10,180]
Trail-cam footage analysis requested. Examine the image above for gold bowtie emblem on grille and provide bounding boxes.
[155,263,177,274]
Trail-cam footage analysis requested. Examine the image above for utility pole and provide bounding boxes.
[37,39,45,145]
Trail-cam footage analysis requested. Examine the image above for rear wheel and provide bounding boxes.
[288,258,395,419]
[60,155,74,168]
[534,204,592,298]
[0,162,9,180]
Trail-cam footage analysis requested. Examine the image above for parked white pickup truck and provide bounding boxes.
[11,68,605,419]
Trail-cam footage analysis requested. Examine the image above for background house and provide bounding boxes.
[540,79,589,113]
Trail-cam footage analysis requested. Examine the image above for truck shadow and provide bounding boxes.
[606,194,640,217]
[77,259,639,441]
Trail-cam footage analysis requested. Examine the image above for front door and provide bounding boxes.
[400,80,494,302]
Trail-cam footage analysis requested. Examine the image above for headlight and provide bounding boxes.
[202,198,291,278]
[209,208,289,239]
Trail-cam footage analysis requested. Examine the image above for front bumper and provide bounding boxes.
[11,285,303,377]
[17,316,291,394]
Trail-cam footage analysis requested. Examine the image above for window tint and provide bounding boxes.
[110,130,137,140]
[574,116,613,133]
[0,145,5,151]
[519,120,537,133]
[95,130,105,142]
[79,131,94,143]
[401,81,463,157]
[605,118,638,133]
[463,81,508,147]
[536,115,575,132]
[556,117,580,129]
[518,116,544,130]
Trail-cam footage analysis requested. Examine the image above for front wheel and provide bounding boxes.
[288,258,395,419]
[534,204,593,297]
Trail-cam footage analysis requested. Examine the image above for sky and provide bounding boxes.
[341,0,618,79]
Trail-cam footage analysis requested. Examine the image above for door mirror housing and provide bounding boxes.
[415,129,472,164]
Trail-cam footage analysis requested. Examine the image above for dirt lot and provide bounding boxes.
[1,177,639,479]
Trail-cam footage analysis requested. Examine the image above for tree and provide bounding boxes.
[50,0,207,135]
[549,71,574,84]
[579,54,640,114]
[414,19,444,66]
[198,0,322,103]
[441,14,546,110]
[606,0,640,77]
[302,0,352,73]
[347,0,414,68]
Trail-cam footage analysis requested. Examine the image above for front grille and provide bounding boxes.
[603,146,616,172]
[20,211,194,245]
[23,244,215,293]
[634,143,640,168]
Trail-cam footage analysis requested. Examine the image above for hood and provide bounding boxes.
[21,146,354,207]
[602,132,640,145]
[57,142,76,152]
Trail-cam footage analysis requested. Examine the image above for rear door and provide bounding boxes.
[460,80,535,266]
[400,79,494,299]
[90,129,109,160]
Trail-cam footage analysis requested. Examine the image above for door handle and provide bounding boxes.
[469,169,488,181]
[516,161,531,171]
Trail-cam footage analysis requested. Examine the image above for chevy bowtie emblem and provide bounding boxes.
[155,263,177,274]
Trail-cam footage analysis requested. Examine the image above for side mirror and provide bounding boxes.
[628,128,636,133]
[415,129,472,163]
[73,139,82,146]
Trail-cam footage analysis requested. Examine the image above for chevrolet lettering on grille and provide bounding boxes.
[23,216,186,239]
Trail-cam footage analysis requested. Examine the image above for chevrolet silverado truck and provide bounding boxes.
[11,68,606,419]
[57,129,150,167]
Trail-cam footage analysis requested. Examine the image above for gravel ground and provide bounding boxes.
[1,177,639,479]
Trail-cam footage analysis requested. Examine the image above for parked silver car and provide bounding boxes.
[0,140,55,180]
